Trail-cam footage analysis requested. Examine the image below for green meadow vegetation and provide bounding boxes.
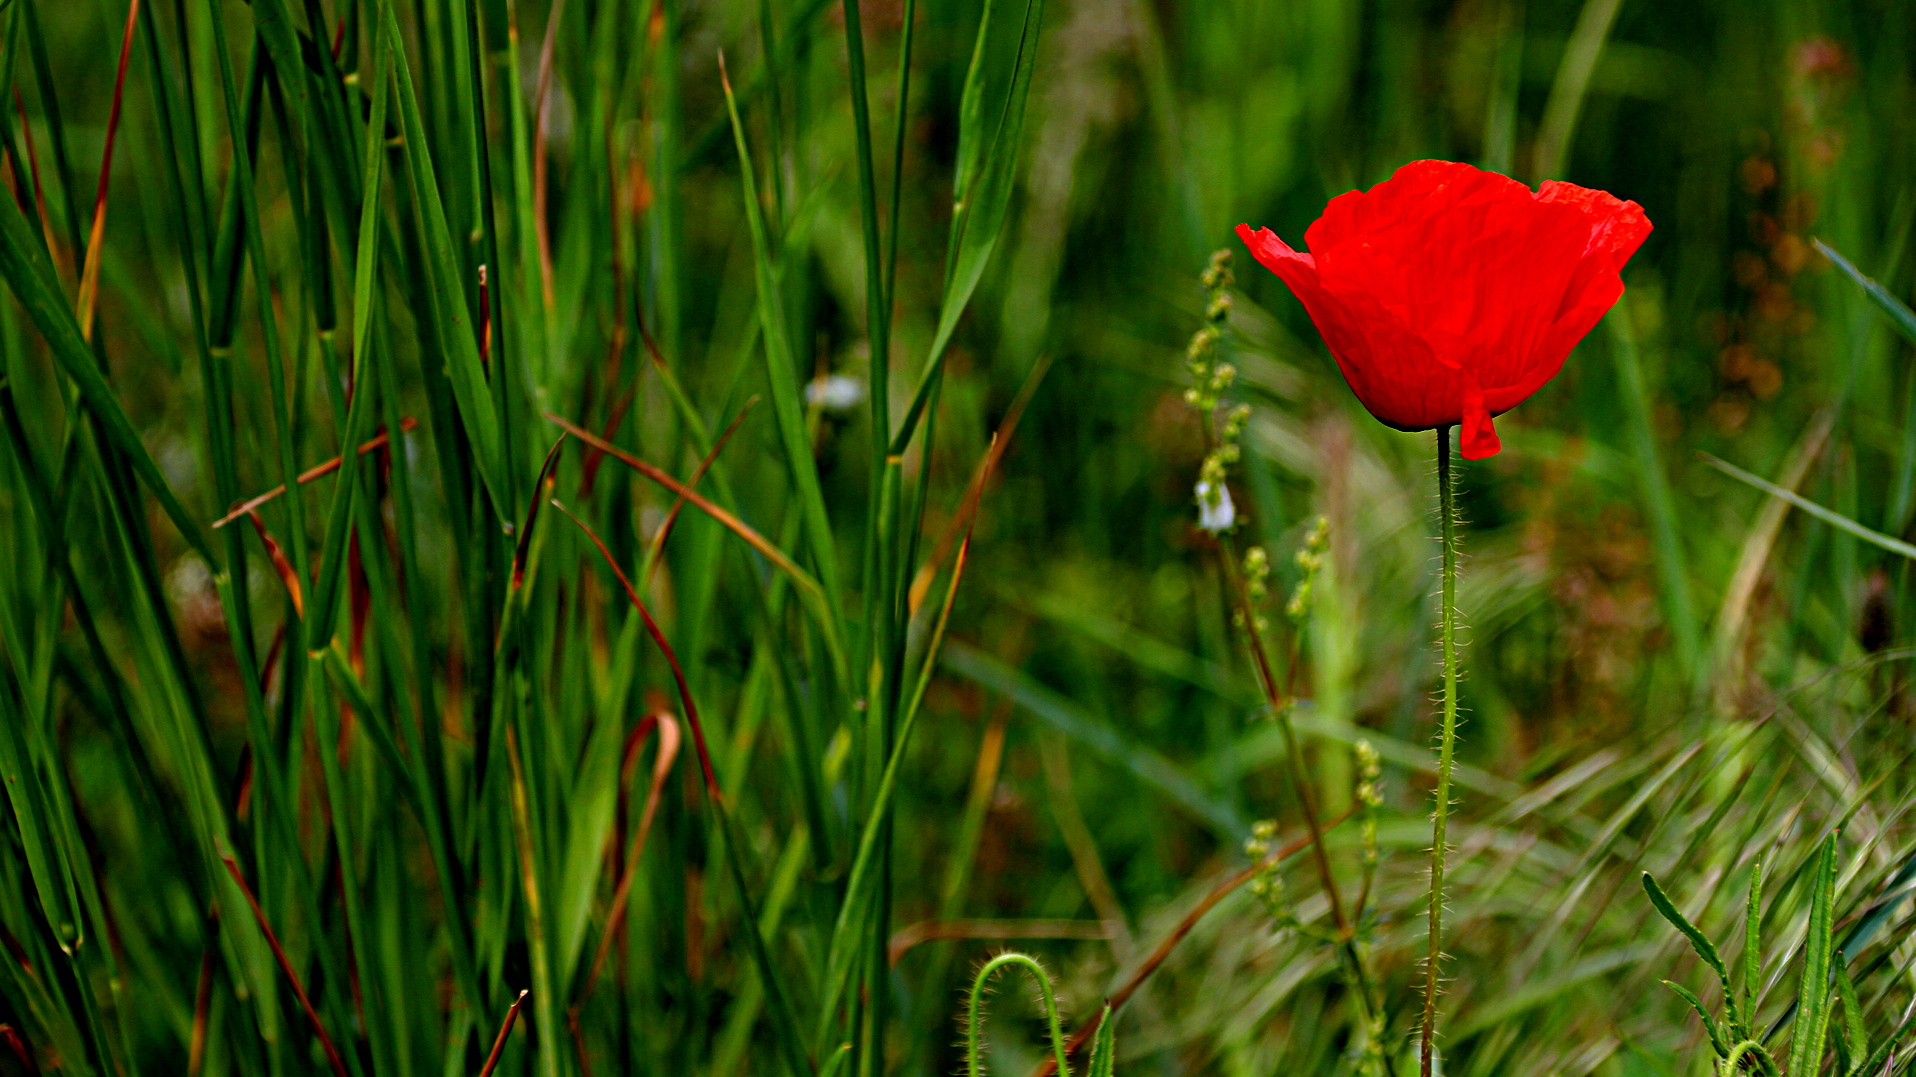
[3,0,1916,1074]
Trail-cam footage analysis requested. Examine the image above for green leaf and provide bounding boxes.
[1834,954,1865,1076]
[1785,833,1840,1077]
[305,11,393,651]
[1661,980,1728,1059]
[1642,872,1744,1038]
[1854,994,1916,1077]
[1088,1004,1117,1077]
[816,530,975,1053]
[1743,854,1764,1027]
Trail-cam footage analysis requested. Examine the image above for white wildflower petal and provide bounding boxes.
[805,373,867,412]
[1195,480,1235,533]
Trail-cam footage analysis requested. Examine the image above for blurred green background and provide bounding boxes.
[3,0,1916,1075]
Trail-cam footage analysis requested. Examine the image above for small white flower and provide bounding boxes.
[805,373,866,412]
[1195,480,1235,533]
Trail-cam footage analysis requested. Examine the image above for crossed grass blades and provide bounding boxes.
[5,0,1916,1076]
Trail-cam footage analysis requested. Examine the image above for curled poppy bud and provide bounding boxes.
[1237,160,1651,459]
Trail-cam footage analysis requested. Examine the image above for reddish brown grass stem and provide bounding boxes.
[477,989,530,1077]
[76,0,141,340]
[211,418,419,528]
[218,854,350,1077]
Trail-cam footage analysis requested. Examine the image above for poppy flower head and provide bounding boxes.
[1237,160,1651,459]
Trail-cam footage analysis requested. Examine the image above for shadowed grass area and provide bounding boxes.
[1,0,1915,1075]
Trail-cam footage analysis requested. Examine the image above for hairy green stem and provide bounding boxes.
[966,953,1072,1077]
[1420,425,1460,1077]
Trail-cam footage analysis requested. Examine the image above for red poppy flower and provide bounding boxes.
[1237,160,1651,459]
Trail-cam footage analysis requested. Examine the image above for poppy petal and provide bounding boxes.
[1238,161,1648,447]
[1459,379,1501,459]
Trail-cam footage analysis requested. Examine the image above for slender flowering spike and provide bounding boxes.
[1237,160,1651,459]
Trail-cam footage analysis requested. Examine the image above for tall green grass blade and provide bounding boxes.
[1835,955,1864,1075]
[378,0,509,520]
[305,5,392,650]
[1606,307,1700,679]
[1702,452,1916,562]
[1785,833,1840,1077]
[943,641,1243,836]
[719,55,845,620]
[1817,239,1916,347]
[0,181,215,564]
[0,659,82,950]
[815,533,973,1054]
[889,0,1045,455]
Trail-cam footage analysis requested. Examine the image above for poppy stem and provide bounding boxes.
[1420,425,1461,1077]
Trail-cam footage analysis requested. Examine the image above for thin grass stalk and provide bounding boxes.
[457,0,521,499]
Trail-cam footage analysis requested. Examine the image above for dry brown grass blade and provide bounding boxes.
[532,0,566,311]
[1024,808,1358,1077]
[510,433,569,592]
[887,919,1114,965]
[545,412,814,594]
[76,0,141,341]
[477,989,530,1077]
[211,417,419,528]
[13,90,66,287]
[219,854,350,1077]
[569,713,681,1055]
[643,396,758,584]
[574,386,634,499]
[1709,405,1836,713]
[245,510,304,618]
[907,353,1052,617]
[0,1023,38,1075]
[547,499,722,801]
[187,942,214,1076]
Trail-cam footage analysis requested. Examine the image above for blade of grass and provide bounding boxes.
[73,0,140,341]
[718,52,844,616]
[0,162,215,564]
[218,855,350,1077]
[544,412,846,681]
[477,990,530,1077]
[209,418,419,528]
[1702,453,1916,562]
[551,498,815,1077]
[889,0,1045,456]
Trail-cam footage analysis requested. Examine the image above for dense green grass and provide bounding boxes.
[3,0,1916,1074]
